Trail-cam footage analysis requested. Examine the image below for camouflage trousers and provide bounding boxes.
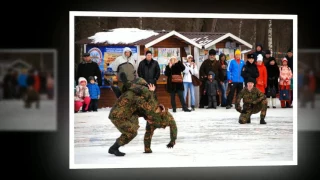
[144,122,155,153]
[239,99,268,123]
[110,114,140,146]
[25,88,40,108]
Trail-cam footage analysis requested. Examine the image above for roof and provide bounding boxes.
[144,30,203,49]
[76,28,252,49]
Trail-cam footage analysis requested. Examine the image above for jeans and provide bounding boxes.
[183,82,195,106]
[219,80,228,106]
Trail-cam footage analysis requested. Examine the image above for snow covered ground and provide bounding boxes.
[0,97,56,131]
[298,99,320,131]
[73,100,295,168]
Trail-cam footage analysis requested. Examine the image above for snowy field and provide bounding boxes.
[73,100,296,168]
[0,97,56,131]
[298,99,320,131]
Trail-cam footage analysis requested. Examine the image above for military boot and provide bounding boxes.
[260,118,267,124]
[108,141,125,156]
[247,117,251,123]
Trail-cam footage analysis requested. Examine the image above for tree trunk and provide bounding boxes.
[253,20,257,48]
[139,17,143,29]
[211,19,218,32]
[268,20,273,53]
[238,19,243,38]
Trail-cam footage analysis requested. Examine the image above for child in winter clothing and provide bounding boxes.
[204,71,219,109]
[279,57,293,108]
[256,54,268,93]
[266,57,280,108]
[74,77,91,112]
[87,76,100,112]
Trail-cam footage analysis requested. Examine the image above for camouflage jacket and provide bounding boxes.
[109,78,164,124]
[236,87,266,107]
[145,111,177,143]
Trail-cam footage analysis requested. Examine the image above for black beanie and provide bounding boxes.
[145,50,152,55]
[265,50,271,54]
[209,49,216,55]
[247,77,255,83]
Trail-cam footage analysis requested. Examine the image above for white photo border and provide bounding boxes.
[69,11,297,169]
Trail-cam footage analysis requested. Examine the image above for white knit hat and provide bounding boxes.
[187,55,193,59]
[257,54,263,61]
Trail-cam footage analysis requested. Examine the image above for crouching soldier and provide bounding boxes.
[143,104,177,153]
[235,77,267,124]
[25,86,40,108]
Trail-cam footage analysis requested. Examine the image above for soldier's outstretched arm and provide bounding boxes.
[167,115,177,148]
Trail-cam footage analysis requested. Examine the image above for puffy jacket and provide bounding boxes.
[227,59,245,83]
[87,83,100,99]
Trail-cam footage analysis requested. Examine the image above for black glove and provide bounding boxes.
[236,105,242,113]
[167,141,175,148]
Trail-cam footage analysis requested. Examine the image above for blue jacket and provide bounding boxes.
[227,59,245,83]
[18,74,28,87]
[87,83,100,99]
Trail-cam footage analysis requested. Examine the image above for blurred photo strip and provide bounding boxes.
[297,49,320,131]
[0,49,57,131]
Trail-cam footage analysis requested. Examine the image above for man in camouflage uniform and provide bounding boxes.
[108,76,176,156]
[235,77,267,124]
[143,105,177,153]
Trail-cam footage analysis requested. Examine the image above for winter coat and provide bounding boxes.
[75,77,90,102]
[18,74,28,87]
[26,74,35,87]
[204,79,219,96]
[183,62,199,83]
[199,59,222,81]
[285,55,293,72]
[87,82,100,99]
[227,59,245,83]
[241,61,259,85]
[256,63,268,93]
[165,60,185,93]
[33,75,41,92]
[218,55,228,81]
[111,47,137,81]
[253,43,265,62]
[266,61,280,92]
[76,60,102,86]
[46,76,54,89]
[279,65,292,86]
[137,59,160,84]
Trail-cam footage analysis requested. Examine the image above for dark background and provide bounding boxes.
[1,0,319,179]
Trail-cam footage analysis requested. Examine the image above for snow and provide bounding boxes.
[0,99,56,131]
[88,28,159,44]
[73,100,294,168]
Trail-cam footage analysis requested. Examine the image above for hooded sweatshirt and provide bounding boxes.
[112,47,137,81]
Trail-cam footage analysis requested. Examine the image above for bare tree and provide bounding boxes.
[211,19,218,32]
[139,17,143,29]
[268,20,273,53]
[238,19,243,38]
[253,20,257,48]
